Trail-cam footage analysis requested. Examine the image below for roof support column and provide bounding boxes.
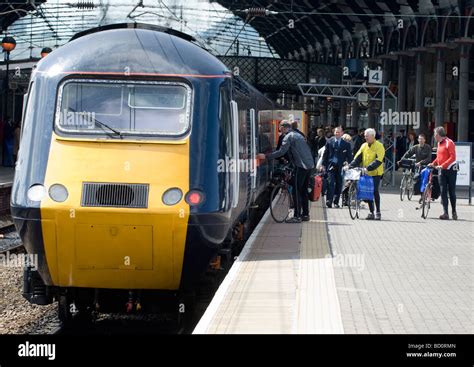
[322,101,329,126]
[368,104,375,128]
[415,52,425,133]
[339,99,347,127]
[435,49,446,127]
[458,44,471,141]
[398,55,407,113]
[351,100,359,128]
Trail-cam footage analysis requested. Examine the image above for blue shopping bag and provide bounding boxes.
[357,175,374,201]
[420,167,430,193]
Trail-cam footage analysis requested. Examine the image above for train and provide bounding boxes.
[11,23,279,322]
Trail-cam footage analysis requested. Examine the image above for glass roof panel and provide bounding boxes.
[4,0,278,60]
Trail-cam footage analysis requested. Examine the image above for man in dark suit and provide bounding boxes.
[321,126,352,208]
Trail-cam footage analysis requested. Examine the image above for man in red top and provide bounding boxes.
[428,126,458,220]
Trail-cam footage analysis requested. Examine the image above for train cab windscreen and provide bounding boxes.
[55,79,192,138]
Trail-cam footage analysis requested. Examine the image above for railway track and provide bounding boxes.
[0,214,23,254]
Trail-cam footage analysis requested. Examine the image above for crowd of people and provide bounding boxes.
[261,122,459,222]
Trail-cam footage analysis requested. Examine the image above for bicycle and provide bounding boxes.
[344,167,368,220]
[381,159,393,187]
[270,165,294,223]
[399,158,416,201]
[419,167,438,219]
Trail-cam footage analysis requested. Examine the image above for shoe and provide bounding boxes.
[439,213,449,220]
[452,212,458,220]
[302,215,310,222]
[334,203,340,209]
[285,216,302,223]
[366,213,375,220]
[375,212,381,221]
[326,201,332,208]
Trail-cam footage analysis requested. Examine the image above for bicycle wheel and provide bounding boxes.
[421,185,432,219]
[406,176,414,201]
[270,184,292,223]
[382,170,392,187]
[348,182,358,220]
[400,175,406,201]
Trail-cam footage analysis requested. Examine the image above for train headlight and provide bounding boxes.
[49,184,69,202]
[162,188,183,206]
[27,184,46,202]
[185,190,204,206]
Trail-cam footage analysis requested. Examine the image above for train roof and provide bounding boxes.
[35,23,230,77]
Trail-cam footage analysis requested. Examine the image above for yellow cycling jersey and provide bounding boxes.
[354,140,385,176]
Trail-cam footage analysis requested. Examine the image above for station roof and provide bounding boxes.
[0,1,45,30]
[1,1,473,61]
[2,0,278,60]
[217,0,474,60]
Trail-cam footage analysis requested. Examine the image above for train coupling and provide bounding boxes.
[126,291,135,313]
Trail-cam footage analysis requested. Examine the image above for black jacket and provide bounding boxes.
[267,130,315,170]
[401,144,432,165]
[322,137,352,169]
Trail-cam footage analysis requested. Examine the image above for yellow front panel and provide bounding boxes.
[41,134,189,290]
[75,224,153,270]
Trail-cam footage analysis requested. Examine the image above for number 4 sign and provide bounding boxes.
[368,70,383,84]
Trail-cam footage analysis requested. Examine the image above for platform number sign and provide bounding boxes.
[424,97,435,108]
[368,70,382,84]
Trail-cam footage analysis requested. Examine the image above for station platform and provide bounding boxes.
[193,189,473,334]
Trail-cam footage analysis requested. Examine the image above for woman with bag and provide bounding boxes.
[347,128,385,220]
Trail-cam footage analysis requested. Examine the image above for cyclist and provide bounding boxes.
[398,133,432,201]
[398,133,432,169]
[264,126,315,223]
[347,128,385,220]
[428,126,458,220]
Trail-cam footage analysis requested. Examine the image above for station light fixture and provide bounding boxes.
[41,47,53,58]
[1,36,16,53]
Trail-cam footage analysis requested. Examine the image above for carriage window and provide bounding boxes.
[56,79,192,137]
[219,85,233,156]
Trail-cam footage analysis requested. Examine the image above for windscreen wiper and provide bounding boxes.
[67,107,123,139]
[93,117,123,139]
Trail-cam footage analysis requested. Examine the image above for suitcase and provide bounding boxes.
[309,174,323,202]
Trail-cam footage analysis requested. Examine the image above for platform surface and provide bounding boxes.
[194,190,473,334]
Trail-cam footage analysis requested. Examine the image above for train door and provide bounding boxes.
[230,100,239,209]
[249,107,257,204]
